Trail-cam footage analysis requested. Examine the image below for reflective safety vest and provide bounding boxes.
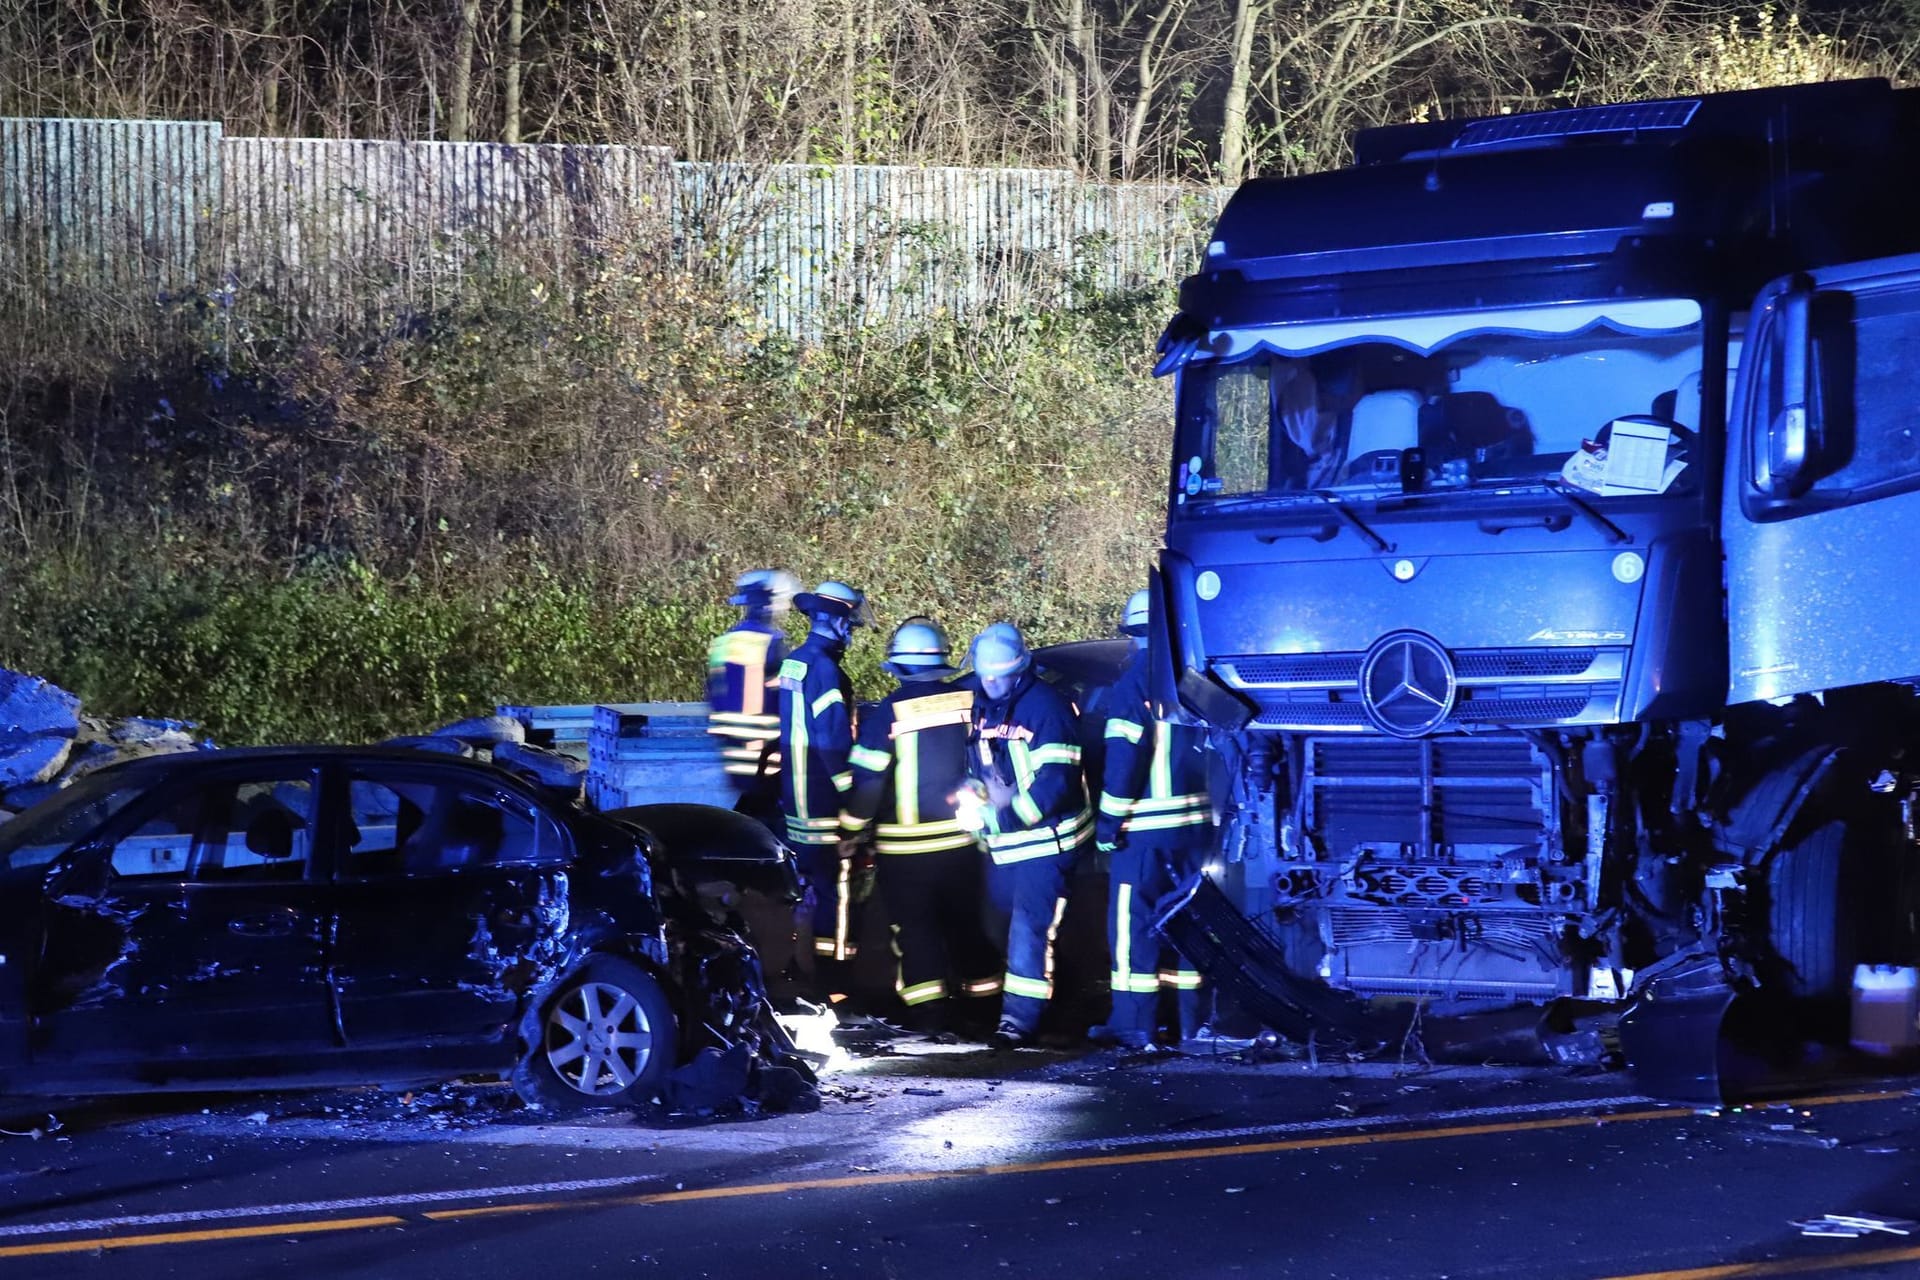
[969,673,1092,865]
[844,678,977,855]
[1096,648,1212,851]
[706,618,786,790]
[777,634,855,848]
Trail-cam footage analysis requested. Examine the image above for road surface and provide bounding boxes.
[3,1043,1919,1278]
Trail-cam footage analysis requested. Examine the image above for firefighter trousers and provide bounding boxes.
[1107,842,1205,1039]
[879,845,1003,1013]
[984,849,1074,1034]
[794,841,860,988]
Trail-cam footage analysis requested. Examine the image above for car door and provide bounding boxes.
[34,765,335,1065]
[1725,255,1920,704]
[328,765,573,1050]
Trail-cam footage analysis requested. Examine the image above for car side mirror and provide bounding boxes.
[1765,287,1812,494]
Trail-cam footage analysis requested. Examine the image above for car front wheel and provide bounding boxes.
[513,955,678,1110]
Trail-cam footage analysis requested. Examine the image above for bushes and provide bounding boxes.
[0,558,741,743]
[0,251,1171,743]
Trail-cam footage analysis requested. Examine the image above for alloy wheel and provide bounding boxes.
[544,980,655,1096]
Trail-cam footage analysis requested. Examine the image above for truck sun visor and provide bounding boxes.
[1187,297,1701,363]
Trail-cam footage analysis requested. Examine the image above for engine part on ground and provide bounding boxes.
[1617,955,1752,1104]
[1152,873,1413,1056]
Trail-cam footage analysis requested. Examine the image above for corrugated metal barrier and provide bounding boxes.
[5,117,1221,339]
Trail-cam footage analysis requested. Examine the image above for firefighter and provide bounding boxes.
[843,618,1002,1038]
[956,622,1092,1050]
[779,579,873,996]
[706,569,799,820]
[1091,588,1213,1050]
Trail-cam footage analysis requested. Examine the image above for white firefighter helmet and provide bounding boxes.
[1120,588,1151,637]
[793,579,875,627]
[885,616,957,678]
[729,568,800,613]
[969,622,1033,680]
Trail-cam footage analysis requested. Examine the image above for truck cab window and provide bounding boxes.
[1176,307,1703,506]
[1794,288,1920,499]
[1195,360,1272,495]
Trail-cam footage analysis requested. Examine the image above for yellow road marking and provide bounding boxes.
[4,1088,1908,1260]
[0,1215,405,1260]
[1596,1243,1920,1279]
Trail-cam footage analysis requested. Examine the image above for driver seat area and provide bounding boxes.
[1342,390,1423,483]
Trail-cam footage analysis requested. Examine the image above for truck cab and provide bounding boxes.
[1154,80,1920,1016]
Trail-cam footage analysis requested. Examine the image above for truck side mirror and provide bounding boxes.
[1765,287,1812,494]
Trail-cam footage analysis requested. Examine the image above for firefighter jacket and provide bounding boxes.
[844,677,977,856]
[968,672,1092,865]
[1096,647,1212,851]
[777,634,855,848]
[706,617,786,788]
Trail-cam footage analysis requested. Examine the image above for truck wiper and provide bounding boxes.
[1311,490,1394,553]
[1542,481,1632,545]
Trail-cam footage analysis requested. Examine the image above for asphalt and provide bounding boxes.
[4,1043,1920,1279]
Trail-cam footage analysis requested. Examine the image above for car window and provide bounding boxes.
[194,778,319,882]
[0,783,146,874]
[103,774,319,882]
[343,776,562,877]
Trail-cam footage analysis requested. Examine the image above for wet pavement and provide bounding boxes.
[3,1040,1920,1278]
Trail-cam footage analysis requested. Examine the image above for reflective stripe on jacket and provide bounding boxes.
[844,678,977,855]
[969,673,1092,865]
[706,620,786,782]
[1096,648,1212,850]
[777,635,855,847]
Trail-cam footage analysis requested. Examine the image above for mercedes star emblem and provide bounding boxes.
[1358,631,1457,738]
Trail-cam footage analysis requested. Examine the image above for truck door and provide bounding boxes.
[1725,255,1920,703]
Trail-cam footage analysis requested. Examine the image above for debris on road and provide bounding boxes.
[1793,1214,1917,1238]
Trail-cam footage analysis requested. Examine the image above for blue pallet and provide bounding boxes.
[584,703,730,812]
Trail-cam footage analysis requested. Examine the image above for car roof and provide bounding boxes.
[83,744,522,785]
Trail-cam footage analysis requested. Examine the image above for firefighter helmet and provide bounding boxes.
[885,617,957,677]
[794,580,874,627]
[729,568,800,612]
[1120,588,1152,637]
[969,622,1033,680]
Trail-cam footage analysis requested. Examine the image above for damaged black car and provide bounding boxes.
[0,747,814,1111]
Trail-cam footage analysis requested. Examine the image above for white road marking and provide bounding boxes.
[0,1174,665,1240]
[1035,1092,1662,1152]
[0,1090,1670,1241]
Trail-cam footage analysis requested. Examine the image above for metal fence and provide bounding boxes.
[4,117,1220,339]
[1,118,221,315]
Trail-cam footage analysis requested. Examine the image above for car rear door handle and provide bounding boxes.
[228,910,301,938]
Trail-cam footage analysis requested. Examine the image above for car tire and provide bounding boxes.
[513,955,678,1111]
[1766,819,1858,1002]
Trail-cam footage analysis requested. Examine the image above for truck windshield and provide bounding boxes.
[1172,300,1705,506]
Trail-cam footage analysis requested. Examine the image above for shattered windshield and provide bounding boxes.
[1173,300,1705,507]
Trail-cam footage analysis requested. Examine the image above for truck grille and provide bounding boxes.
[1216,646,1623,731]
[1303,736,1556,863]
